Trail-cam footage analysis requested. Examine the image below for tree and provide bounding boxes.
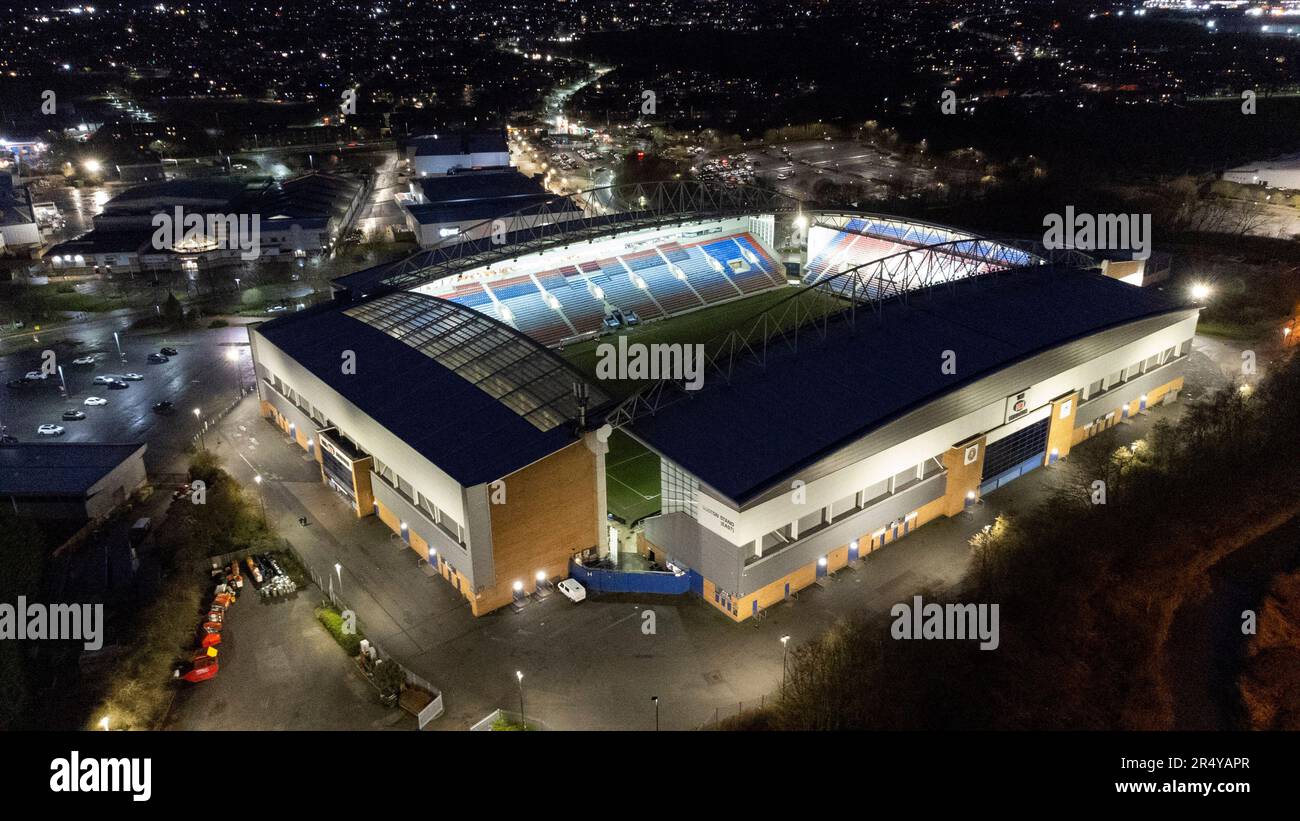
[162,291,185,328]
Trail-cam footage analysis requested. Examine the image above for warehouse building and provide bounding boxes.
[0,442,148,523]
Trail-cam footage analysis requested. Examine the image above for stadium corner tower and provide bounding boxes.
[249,185,1196,620]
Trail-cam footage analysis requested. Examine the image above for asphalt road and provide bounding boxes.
[163,586,413,731]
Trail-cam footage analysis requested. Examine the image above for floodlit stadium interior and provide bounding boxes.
[249,186,1195,620]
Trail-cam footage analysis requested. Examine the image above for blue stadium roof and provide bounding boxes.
[255,293,608,487]
[627,267,1191,505]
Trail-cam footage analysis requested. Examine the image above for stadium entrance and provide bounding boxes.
[979,417,1050,496]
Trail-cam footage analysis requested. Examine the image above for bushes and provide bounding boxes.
[208,318,229,328]
[738,353,1300,730]
[372,658,405,698]
[315,604,363,656]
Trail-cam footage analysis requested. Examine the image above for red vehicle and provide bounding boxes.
[176,650,218,683]
[197,625,222,649]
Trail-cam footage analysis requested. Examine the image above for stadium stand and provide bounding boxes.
[433,230,781,345]
[803,217,1035,288]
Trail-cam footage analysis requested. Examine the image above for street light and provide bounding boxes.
[334,562,343,594]
[1190,282,1212,302]
[193,407,204,451]
[253,474,266,522]
[98,715,110,731]
[651,695,659,731]
[225,347,241,395]
[516,670,527,729]
[780,635,792,694]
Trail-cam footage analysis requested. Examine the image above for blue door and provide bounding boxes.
[784,582,791,598]
[848,542,859,561]
[816,560,827,579]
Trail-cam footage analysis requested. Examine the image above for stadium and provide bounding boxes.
[248,181,1198,620]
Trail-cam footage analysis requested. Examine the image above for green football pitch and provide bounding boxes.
[605,429,661,525]
[566,286,845,523]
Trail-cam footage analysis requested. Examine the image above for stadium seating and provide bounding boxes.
[436,230,782,347]
[700,236,784,293]
[804,218,1037,288]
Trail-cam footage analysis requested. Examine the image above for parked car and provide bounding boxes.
[92,375,116,385]
[83,396,107,406]
[107,379,129,390]
[160,346,178,356]
[152,401,175,414]
[121,372,144,381]
[23,371,47,381]
[147,353,169,363]
[557,579,587,603]
[61,409,86,421]
[71,355,97,366]
[37,424,65,436]
[0,434,18,445]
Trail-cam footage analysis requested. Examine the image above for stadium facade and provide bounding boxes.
[249,186,1196,620]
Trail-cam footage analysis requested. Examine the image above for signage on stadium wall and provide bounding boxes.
[1004,389,1030,424]
[319,436,352,467]
[698,498,736,535]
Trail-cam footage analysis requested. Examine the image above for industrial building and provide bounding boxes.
[45,172,364,276]
[394,169,580,249]
[405,130,511,178]
[0,442,148,523]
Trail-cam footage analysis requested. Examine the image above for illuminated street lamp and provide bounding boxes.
[82,158,102,175]
[651,695,660,731]
[98,716,110,731]
[780,635,792,693]
[225,347,241,395]
[516,670,527,729]
[1190,283,1212,302]
[253,474,266,522]
[192,407,204,451]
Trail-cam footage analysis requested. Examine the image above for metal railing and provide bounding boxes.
[370,179,800,292]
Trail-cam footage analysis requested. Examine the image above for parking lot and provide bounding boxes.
[0,323,255,474]
[693,139,936,202]
[164,586,413,731]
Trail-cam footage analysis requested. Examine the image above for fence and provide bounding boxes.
[568,560,692,595]
[190,386,257,449]
[404,669,445,729]
[469,709,549,731]
[694,694,776,730]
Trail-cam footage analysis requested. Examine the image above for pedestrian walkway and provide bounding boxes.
[205,382,1195,729]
